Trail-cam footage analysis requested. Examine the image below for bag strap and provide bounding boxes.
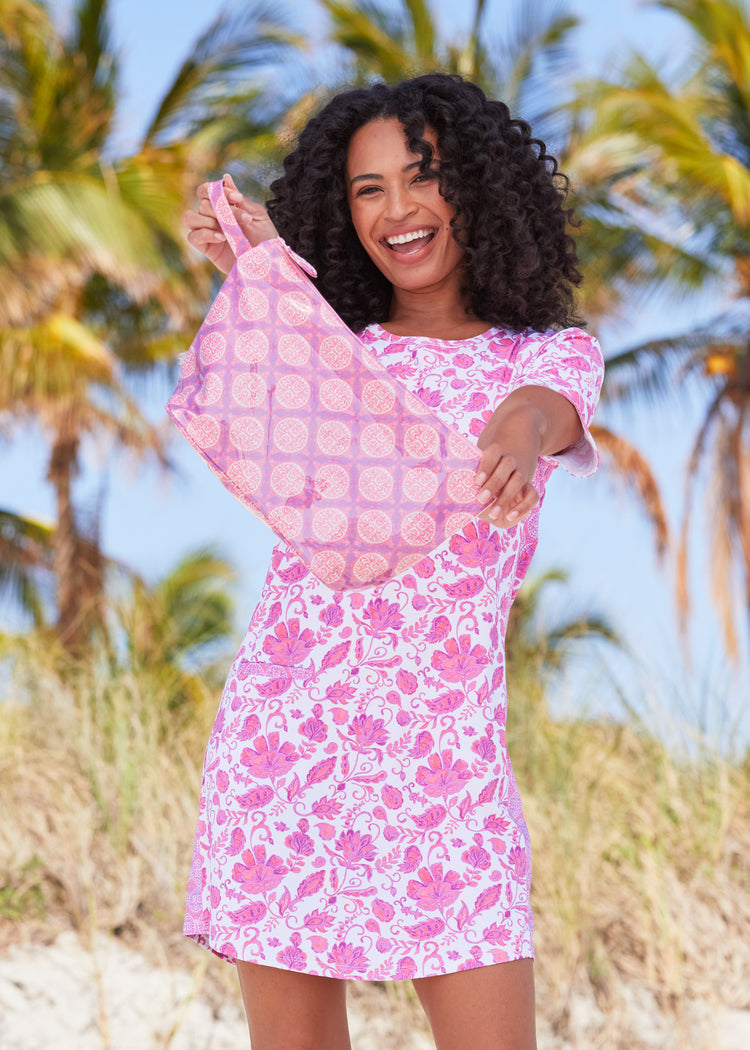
[208,180,250,258]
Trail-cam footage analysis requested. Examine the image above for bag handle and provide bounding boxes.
[208,179,250,258]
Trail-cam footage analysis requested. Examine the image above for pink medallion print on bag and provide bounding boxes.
[166,182,482,590]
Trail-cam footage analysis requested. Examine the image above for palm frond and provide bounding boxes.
[0,507,54,625]
[403,0,436,63]
[71,0,118,94]
[494,2,579,124]
[321,0,415,81]
[589,424,670,557]
[142,1,301,148]
[599,319,747,407]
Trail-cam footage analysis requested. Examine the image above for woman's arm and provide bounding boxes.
[475,385,582,529]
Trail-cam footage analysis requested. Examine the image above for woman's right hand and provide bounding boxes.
[182,174,280,274]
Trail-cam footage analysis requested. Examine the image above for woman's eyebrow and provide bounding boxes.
[349,160,433,186]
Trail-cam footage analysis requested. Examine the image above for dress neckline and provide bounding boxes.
[364,322,502,346]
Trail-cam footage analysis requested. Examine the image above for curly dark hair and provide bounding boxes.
[266,73,583,333]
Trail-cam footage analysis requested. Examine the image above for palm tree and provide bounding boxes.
[320,0,578,123]
[0,0,300,650]
[506,567,618,677]
[568,0,750,655]
[505,568,620,782]
[113,545,238,712]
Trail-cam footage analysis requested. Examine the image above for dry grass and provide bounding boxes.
[508,666,750,1044]
[0,637,749,1048]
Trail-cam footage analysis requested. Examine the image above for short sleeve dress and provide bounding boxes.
[183,316,604,981]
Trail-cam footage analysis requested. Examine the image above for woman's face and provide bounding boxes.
[345,118,465,296]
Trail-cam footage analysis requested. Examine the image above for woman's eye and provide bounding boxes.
[356,186,380,196]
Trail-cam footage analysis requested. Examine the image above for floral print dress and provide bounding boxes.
[184,319,604,980]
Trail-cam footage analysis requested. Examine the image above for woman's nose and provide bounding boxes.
[384,186,417,222]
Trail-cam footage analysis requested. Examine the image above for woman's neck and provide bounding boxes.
[384,286,490,340]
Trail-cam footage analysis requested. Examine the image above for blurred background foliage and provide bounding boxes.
[1,1,749,1045]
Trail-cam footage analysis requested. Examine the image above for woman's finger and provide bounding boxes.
[479,484,539,529]
[485,471,527,522]
[475,451,517,506]
[182,209,220,231]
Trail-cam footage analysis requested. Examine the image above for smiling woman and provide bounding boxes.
[179,73,604,1050]
[345,120,482,339]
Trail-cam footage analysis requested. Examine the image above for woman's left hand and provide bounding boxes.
[474,404,542,529]
[473,385,583,529]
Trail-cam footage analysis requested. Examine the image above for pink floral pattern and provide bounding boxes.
[184,321,604,979]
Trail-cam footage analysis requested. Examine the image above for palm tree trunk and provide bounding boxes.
[47,417,84,651]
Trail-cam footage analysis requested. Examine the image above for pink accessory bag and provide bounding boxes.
[166,180,482,590]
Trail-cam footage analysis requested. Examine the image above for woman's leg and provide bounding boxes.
[411,958,537,1050]
[236,960,352,1050]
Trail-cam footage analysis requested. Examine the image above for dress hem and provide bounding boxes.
[184,926,535,981]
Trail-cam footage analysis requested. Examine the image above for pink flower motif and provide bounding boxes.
[395,957,418,979]
[508,845,528,879]
[362,598,405,634]
[396,668,418,694]
[277,932,306,970]
[430,636,489,682]
[381,784,403,809]
[472,735,496,761]
[409,730,434,758]
[334,829,377,865]
[229,902,266,923]
[449,520,501,569]
[372,898,395,922]
[240,732,299,779]
[413,556,435,578]
[348,714,388,748]
[415,749,472,798]
[232,845,288,894]
[462,845,491,870]
[467,392,489,410]
[262,618,316,665]
[470,412,491,437]
[325,682,357,702]
[285,830,314,855]
[404,917,445,941]
[320,604,343,626]
[402,845,422,871]
[237,714,261,739]
[415,387,443,408]
[483,922,512,945]
[303,909,335,931]
[300,717,327,742]
[407,863,465,910]
[327,941,369,976]
[425,690,465,714]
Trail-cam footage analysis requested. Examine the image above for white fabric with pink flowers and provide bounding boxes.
[184,320,604,980]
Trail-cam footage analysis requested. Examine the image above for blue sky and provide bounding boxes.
[4,1,747,747]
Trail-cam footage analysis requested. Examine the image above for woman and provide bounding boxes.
[181,73,603,1050]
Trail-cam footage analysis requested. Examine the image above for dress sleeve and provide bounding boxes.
[510,326,604,478]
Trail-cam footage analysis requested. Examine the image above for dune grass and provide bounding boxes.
[0,636,748,1047]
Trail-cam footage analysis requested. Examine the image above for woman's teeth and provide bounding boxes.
[385,229,435,254]
[387,228,433,245]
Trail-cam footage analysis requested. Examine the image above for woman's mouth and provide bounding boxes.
[382,228,436,254]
